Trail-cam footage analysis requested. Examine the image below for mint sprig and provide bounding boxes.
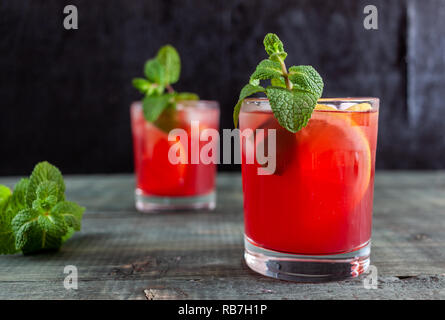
[132,45,199,124]
[0,162,85,255]
[233,33,324,133]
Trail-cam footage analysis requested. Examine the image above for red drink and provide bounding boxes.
[131,100,219,211]
[240,98,379,281]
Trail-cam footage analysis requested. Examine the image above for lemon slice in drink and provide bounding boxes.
[298,111,372,207]
[316,103,372,112]
[346,103,372,112]
[314,104,337,111]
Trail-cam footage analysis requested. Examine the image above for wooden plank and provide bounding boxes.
[0,172,444,299]
[0,276,443,300]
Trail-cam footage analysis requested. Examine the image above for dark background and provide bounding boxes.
[1,0,444,175]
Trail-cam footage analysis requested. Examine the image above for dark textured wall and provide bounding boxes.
[1,0,444,175]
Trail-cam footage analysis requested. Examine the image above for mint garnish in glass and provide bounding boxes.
[130,45,220,212]
[132,45,199,124]
[233,33,324,133]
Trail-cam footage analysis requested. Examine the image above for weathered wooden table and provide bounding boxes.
[0,172,444,300]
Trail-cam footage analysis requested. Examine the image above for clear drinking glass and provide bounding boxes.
[239,98,379,281]
[131,100,220,212]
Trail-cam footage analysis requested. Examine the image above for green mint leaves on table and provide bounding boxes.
[233,33,324,133]
[132,45,199,124]
[0,162,85,255]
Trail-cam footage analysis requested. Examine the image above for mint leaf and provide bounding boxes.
[156,45,181,85]
[62,228,75,243]
[0,220,18,254]
[266,87,318,133]
[233,84,265,127]
[12,210,38,253]
[1,180,28,254]
[26,162,65,207]
[144,58,166,85]
[8,178,29,214]
[288,65,324,99]
[249,59,283,84]
[271,77,286,88]
[12,208,67,254]
[132,78,152,94]
[143,94,174,123]
[52,201,85,232]
[0,186,17,255]
[0,185,11,212]
[32,181,59,213]
[263,33,287,62]
[52,201,84,243]
[36,181,58,201]
[133,78,164,96]
[0,218,17,255]
[175,92,199,101]
[38,211,67,239]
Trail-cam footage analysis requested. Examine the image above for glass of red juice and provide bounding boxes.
[131,100,220,212]
[239,98,379,281]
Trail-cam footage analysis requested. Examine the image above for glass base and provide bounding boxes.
[135,189,216,212]
[244,236,370,282]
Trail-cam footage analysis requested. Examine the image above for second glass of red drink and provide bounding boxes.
[130,44,220,212]
[131,100,220,212]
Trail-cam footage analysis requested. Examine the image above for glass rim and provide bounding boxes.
[242,97,379,112]
[131,100,220,110]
